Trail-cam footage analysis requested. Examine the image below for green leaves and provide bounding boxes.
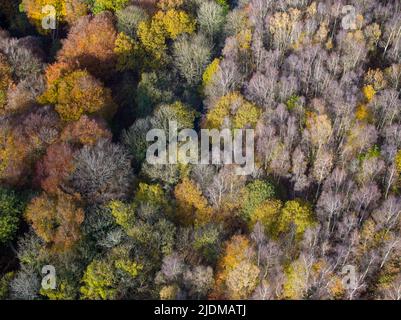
[240,180,276,220]
[0,188,25,245]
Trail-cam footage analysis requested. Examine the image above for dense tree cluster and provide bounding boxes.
[0,0,401,300]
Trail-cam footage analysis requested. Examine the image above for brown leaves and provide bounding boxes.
[34,143,75,195]
[57,12,117,80]
[25,191,84,252]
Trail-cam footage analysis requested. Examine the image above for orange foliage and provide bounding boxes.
[34,143,75,194]
[57,12,117,79]
[25,191,84,252]
[40,69,116,121]
[0,53,13,116]
[174,177,213,226]
[211,235,254,299]
[60,115,112,147]
[0,109,61,186]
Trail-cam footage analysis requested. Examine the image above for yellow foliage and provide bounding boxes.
[276,200,315,241]
[395,150,401,174]
[40,69,116,121]
[174,178,212,226]
[138,16,167,62]
[355,104,371,122]
[114,259,143,278]
[269,8,302,50]
[212,235,256,299]
[202,58,220,88]
[250,199,282,233]
[137,8,194,64]
[362,84,376,103]
[233,101,261,129]
[160,285,179,299]
[80,259,117,300]
[40,281,76,300]
[108,200,136,230]
[154,9,195,40]
[237,28,252,50]
[114,32,139,71]
[0,134,17,177]
[226,261,260,299]
[205,92,261,129]
[282,260,308,299]
[305,112,332,149]
[0,54,12,115]
[328,276,346,299]
[364,23,382,49]
[21,0,87,33]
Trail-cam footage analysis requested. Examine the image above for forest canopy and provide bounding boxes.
[0,0,401,301]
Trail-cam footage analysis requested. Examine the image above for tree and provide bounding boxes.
[57,12,118,79]
[157,0,184,11]
[9,266,40,300]
[202,58,220,88]
[276,200,315,241]
[240,179,276,221]
[136,8,196,68]
[137,12,168,64]
[0,187,25,245]
[114,32,140,72]
[135,72,175,117]
[205,92,261,129]
[0,107,61,186]
[249,199,282,235]
[0,35,43,81]
[60,115,112,147]
[225,260,260,299]
[155,9,195,40]
[20,0,87,33]
[212,235,258,299]
[184,265,214,298]
[197,1,225,40]
[0,272,14,299]
[71,139,133,204]
[173,34,211,86]
[24,191,84,251]
[123,118,152,166]
[151,101,196,131]
[80,259,117,300]
[91,0,130,14]
[0,53,12,116]
[108,200,136,230]
[34,143,75,195]
[174,177,213,227]
[40,69,116,121]
[116,5,149,38]
[282,257,309,299]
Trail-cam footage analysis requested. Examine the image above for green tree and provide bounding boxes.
[240,180,276,221]
[80,259,117,300]
[276,200,316,241]
[91,0,130,14]
[135,72,175,117]
[0,187,25,245]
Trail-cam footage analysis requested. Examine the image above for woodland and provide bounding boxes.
[0,0,401,300]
